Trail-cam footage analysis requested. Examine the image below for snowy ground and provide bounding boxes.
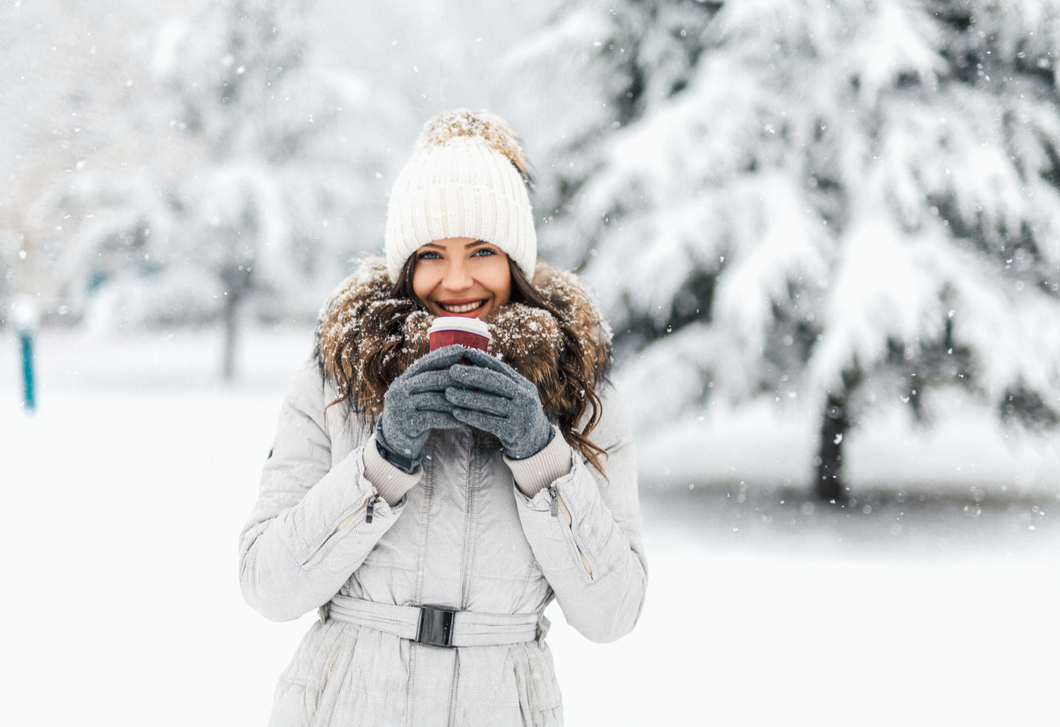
[2,327,1059,726]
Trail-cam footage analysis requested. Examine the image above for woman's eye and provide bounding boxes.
[417,250,441,261]
[471,248,496,257]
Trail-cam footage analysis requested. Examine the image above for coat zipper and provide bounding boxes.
[301,491,378,566]
[459,432,476,611]
[548,485,593,578]
[365,493,381,524]
[326,643,341,676]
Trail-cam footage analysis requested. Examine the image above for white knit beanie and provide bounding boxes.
[384,109,537,283]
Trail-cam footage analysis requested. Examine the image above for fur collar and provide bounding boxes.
[314,257,612,420]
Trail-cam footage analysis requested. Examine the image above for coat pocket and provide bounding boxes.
[317,627,412,727]
[514,642,563,727]
[268,622,357,727]
[309,631,358,727]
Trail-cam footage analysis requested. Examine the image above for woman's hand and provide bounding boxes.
[445,347,554,460]
[376,345,466,467]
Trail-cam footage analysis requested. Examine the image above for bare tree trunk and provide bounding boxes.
[220,265,253,382]
[815,392,848,501]
[221,291,239,381]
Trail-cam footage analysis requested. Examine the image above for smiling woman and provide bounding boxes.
[239,109,647,727]
[412,237,512,319]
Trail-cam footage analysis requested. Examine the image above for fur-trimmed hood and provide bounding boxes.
[314,257,612,422]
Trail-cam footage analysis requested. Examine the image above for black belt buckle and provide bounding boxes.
[416,605,456,648]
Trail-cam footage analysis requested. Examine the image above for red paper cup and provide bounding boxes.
[428,316,491,363]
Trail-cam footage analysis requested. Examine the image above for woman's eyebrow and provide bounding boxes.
[466,239,490,248]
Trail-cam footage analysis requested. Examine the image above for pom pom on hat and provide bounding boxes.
[384,109,537,283]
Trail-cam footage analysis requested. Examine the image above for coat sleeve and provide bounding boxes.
[238,360,405,622]
[513,384,648,643]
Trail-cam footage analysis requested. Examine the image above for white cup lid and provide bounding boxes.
[428,316,491,339]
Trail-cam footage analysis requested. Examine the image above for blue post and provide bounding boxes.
[19,330,35,412]
[13,297,39,414]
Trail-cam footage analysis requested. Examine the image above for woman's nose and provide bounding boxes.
[442,261,473,291]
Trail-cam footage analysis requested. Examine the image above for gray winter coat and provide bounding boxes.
[239,263,647,727]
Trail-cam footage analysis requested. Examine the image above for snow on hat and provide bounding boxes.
[384,109,537,283]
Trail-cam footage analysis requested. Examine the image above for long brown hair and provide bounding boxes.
[330,253,610,475]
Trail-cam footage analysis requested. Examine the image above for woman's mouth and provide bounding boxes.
[438,300,486,315]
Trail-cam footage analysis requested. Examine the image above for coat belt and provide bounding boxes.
[323,594,547,647]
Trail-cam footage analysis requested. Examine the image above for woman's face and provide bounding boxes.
[412,237,512,320]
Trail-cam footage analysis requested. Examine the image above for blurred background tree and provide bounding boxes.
[25,0,403,379]
[148,0,382,379]
[516,0,1060,499]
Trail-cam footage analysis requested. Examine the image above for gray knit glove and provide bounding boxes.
[376,345,466,469]
[445,347,554,460]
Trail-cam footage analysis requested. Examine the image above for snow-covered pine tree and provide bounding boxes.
[42,0,393,378]
[501,0,721,269]
[3,0,176,325]
[518,0,1060,499]
[152,0,391,378]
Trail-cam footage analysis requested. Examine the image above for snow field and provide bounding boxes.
[0,391,303,726]
[1,329,1059,725]
[550,545,1060,726]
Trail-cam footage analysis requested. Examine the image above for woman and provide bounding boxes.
[240,110,647,727]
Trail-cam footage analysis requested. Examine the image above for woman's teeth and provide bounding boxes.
[440,301,483,314]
